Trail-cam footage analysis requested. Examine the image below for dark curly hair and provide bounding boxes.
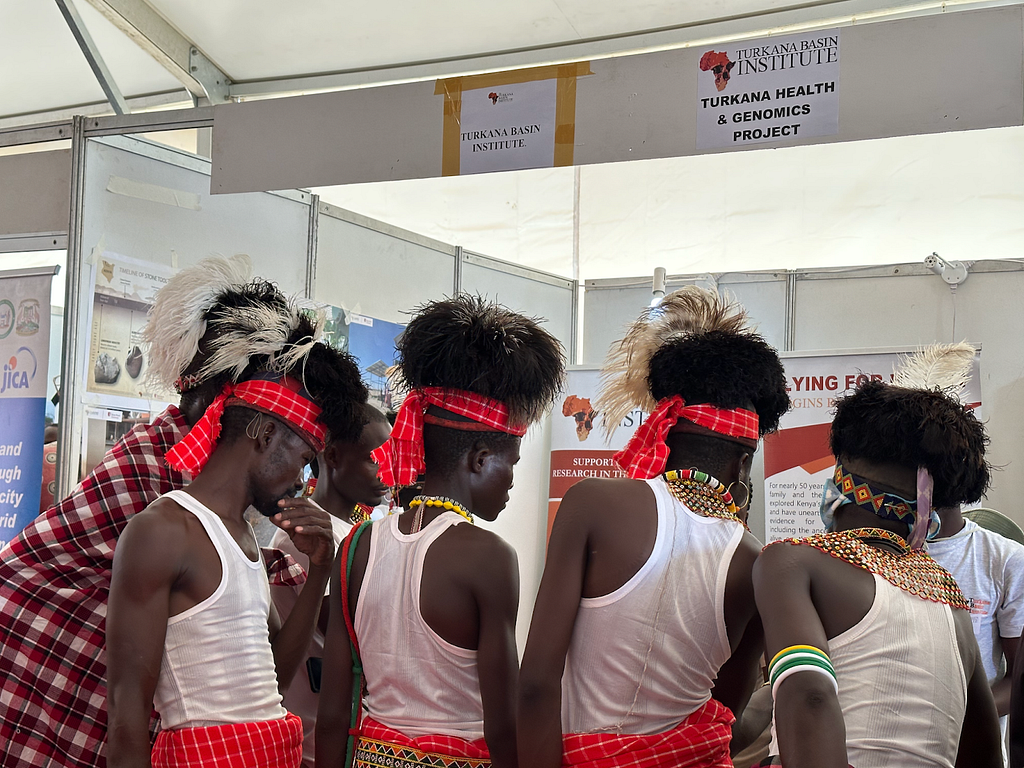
[830,380,990,507]
[647,330,790,435]
[395,294,565,426]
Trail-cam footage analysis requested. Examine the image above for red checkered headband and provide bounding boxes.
[613,394,759,480]
[166,372,328,476]
[372,386,528,487]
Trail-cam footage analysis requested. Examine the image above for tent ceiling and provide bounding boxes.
[152,0,835,82]
[2,0,1001,123]
[3,1,186,119]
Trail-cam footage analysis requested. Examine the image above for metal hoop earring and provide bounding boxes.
[728,480,751,509]
[245,412,264,441]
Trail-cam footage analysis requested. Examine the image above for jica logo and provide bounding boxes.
[1,347,37,394]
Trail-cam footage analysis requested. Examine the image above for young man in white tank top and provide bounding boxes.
[316,295,565,768]
[107,336,370,768]
[270,404,391,767]
[755,345,1002,768]
[518,287,791,768]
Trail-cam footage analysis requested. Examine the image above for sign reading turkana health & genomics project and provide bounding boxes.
[696,28,840,150]
[0,268,54,548]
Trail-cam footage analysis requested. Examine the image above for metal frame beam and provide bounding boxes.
[54,0,130,115]
[81,0,231,102]
[0,91,190,132]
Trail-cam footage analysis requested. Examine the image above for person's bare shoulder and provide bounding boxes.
[440,522,518,578]
[553,477,656,532]
[116,495,198,563]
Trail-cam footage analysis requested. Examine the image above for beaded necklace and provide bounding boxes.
[662,469,748,530]
[781,527,969,609]
[408,495,474,533]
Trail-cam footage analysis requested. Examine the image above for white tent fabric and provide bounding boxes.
[3,0,997,120]
[316,124,1024,278]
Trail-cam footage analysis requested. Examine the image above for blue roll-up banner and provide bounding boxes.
[0,269,54,549]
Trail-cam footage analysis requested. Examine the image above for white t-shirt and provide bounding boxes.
[270,515,351,768]
[927,520,1024,681]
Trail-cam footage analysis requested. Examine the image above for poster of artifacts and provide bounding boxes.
[0,268,54,544]
[87,254,176,402]
[547,368,643,536]
[696,27,840,150]
[762,348,982,542]
[344,311,406,412]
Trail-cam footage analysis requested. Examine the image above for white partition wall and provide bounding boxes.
[314,202,457,322]
[63,134,314,488]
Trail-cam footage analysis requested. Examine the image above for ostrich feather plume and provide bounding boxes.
[142,254,253,391]
[199,302,326,384]
[596,286,750,432]
[892,342,975,400]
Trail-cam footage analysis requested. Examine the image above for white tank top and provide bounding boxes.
[153,490,287,729]
[769,573,967,767]
[354,511,484,740]
[561,476,744,735]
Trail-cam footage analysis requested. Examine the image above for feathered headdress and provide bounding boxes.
[392,294,565,426]
[892,342,975,400]
[143,254,254,391]
[143,254,325,393]
[198,301,326,385]
[596,286,750,433]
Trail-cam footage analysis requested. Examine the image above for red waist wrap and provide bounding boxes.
[561,698,735,768]
[354,717,491,767]
[151,713,302,768]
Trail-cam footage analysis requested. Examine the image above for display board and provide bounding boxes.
[0,267,55,545]
[764,347,982,542]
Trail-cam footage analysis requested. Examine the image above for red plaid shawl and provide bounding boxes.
[151,713,303,768]
[372,387,527,487]
[0,406,305,768]
[562,698,735,768]
[614,395,759,480]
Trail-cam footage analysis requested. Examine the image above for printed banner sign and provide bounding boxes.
[696,28,840,150]
[459,79,558,175]
[547,368,643,534]
[0,270,54,547]
[87,254,176,402]
[762,349,982,542]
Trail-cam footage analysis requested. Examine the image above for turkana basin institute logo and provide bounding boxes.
[699,50,735,92]
[487,91,513,105]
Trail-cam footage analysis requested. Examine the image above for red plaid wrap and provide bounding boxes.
[372,387,527,487]
[0,406,306,768]
[167,376,327,476]
[561,698,734,768]
[151,713,303,768]
[613,395,759,480]
[355,717,490,766]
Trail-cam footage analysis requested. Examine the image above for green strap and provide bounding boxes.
[343,521,372,768]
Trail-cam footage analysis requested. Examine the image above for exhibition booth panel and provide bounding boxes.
[314,201,457,326]
[66,133,314,491]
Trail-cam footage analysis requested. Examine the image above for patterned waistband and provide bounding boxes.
[354,737,491,768]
